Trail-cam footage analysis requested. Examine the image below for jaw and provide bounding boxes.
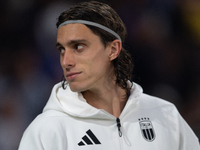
[66,63,116,93]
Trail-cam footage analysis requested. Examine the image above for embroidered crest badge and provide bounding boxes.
[138,118,155,142]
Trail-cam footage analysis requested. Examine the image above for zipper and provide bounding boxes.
[99,110,131,148]
[116,118,122,137]
[116,117,131,147]
[116,118,124,150]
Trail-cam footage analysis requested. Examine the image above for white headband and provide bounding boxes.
[58,20,122,42]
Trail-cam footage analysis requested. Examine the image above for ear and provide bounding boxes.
[108,39,122,61]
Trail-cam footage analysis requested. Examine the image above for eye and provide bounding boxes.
[74,44,84,51]
[60,48,65,54]
[77,45,83,50]
[58,47,65,55]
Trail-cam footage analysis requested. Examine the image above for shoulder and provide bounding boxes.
[22,110,71,138]
[19,110,70,149]
[131,82,177,112]
[139,93,176,110]
[136,93,184,124]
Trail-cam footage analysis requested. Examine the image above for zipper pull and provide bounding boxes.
[116,118,122,137]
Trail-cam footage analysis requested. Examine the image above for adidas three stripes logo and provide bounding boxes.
[78,129,101,146]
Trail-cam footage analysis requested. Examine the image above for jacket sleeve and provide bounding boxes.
[18,117,68,150]
[176,109,200,150]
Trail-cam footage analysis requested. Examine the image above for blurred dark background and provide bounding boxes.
[0,0,200,149]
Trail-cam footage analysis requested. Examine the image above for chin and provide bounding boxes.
[68,83,87,93]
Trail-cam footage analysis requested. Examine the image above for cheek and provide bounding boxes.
[79,47,110,76]
[86,58,109,78]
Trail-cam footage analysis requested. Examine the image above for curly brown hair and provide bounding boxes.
[56,1,133,97]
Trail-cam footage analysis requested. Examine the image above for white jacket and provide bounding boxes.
[18,82,200,150]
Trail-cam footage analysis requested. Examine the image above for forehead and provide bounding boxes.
[57,23,100,43]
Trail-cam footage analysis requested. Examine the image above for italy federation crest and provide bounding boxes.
[138,118,156,142]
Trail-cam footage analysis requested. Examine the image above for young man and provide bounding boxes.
[19,1,199,149]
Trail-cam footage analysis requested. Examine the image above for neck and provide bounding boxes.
[82,81,128,118]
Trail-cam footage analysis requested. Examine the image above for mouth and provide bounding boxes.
[66,72,82,81]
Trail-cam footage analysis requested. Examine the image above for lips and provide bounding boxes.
[66,72,81,80]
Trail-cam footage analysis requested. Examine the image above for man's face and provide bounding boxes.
[56,23,114,92]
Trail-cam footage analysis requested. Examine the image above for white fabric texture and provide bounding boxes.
[18,82,200,150]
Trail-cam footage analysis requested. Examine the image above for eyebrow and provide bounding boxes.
[56,39,89,48]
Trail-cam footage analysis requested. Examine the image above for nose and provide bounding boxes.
[60,50,75,70]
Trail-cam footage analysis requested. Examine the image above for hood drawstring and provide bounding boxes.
[116,118,131,146]
[116,118,122,137]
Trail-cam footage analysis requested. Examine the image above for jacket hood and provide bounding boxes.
[43,82,143,119]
